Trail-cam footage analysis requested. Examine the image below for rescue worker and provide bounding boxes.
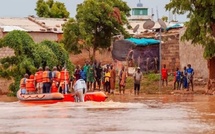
[26,75,36,94]
[51,66,60,92]
[35,67,43,94]
[59,67,70,94]
[42,66,52,93]
[20,74,29,94]
[73,79,87,102]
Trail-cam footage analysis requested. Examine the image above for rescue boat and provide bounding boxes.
[16,89,107,104]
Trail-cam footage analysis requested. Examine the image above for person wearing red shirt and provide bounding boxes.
[161,64,168,86]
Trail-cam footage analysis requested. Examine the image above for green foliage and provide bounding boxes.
[62,0,131,59]
[0,30,74,96]
[39,40,74,74]
[35,0,69,18]
[165,0,215,59]
[32,44,58,69]
[145,73,160,82]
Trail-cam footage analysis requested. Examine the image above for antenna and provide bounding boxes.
[156,6,159,21]
[143,20,155,29]
[151,8,154,21]
[158,19,167,29]
[133,24,140,33]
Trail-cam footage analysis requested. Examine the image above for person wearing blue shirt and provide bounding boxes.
[182,66,188,89]
[174,67,181,90]
[186,64,194,91]
[80,66,87,82]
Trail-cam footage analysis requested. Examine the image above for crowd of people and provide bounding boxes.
[19,60,132,98]
[161,64,195,91]
[20,66,71,95]
[20,60,196,101]
[73,61,127,94]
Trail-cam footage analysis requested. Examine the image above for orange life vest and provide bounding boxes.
[53,71,60,82]
[26,79,35,91]
[20,78,26,88]
[51,81,58,93]
[43,71,51,83]
[35,71,43,83]
[60,70,69,82]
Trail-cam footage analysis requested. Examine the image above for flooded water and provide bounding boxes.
[1,94,215,134]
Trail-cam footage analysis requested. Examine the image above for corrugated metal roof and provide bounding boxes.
[0,17,65,33]
[0,26,27,32]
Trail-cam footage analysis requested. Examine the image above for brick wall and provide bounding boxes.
[0,47,14,59]
[161,37,180,73]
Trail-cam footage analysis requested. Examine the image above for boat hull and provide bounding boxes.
[17,89,107,104]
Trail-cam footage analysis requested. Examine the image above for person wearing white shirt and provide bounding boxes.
[73,79,87,102]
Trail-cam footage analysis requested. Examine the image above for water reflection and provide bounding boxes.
[0,95,215,134]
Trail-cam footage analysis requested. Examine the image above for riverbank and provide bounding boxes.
[0,95,17,102]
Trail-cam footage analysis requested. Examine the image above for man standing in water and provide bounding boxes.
[133,67,142,95]
[73,79,87,102]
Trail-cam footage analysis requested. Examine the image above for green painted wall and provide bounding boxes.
[132,8,148,15]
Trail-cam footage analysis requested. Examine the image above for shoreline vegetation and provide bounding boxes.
[0,73,207,102]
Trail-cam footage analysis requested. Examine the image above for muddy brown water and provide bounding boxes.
[0,94,215,134]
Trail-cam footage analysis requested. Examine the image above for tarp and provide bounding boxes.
[112,39,160,72]
[126,38,160,46]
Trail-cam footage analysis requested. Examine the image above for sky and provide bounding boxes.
[0,0,188,22]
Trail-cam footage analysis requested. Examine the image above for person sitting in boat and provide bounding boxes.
[42,66,52,93]
[20,74,29,95]
[59,67,70,94]
[26,75,36,94]
[51,66,60,93]
[35,67,43,94]
[73,79,87,102]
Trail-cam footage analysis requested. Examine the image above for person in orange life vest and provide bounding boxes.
[35,67,43,94]
[59,67,70,94]
[42,66,52,93]
[20,74,29,94]
[161,64,168,86]
[26,75,36,94]
[51,66,60,93]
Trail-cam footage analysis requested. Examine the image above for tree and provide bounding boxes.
[62,0,131,60]
[35,0,70,18]
[165,0,215,59]
[0,30,74,96]
[161,16,168,22]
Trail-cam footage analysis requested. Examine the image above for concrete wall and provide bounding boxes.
[27,32,58,43]
[179,28,208,80]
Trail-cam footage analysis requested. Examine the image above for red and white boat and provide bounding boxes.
[16,89,107,104]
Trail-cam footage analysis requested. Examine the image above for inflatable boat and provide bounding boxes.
[17,89,107,104]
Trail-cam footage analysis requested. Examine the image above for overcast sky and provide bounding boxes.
[0,0,188,22]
